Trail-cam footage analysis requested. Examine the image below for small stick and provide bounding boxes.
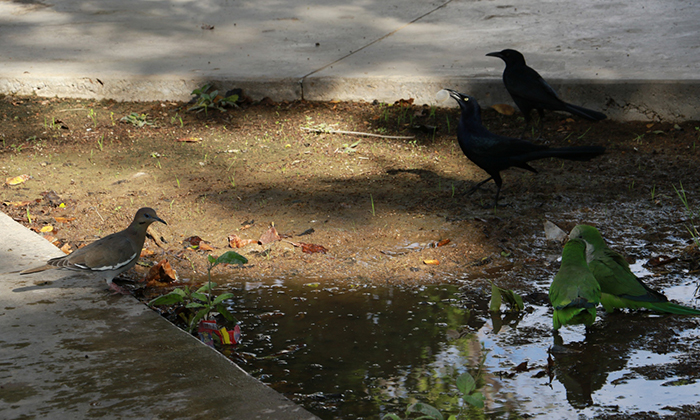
[300,127,414,140]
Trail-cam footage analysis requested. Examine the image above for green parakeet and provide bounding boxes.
[570,224,700,315]
[549,238,601,330]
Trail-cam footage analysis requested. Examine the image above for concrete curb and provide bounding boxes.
[0,211,319,420]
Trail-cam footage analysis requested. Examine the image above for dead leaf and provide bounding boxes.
[140,248,155,257]
[491,104,515,116]
[423,259,439,265]
[41,191,63,207]
[143,259,177,286]
[512,361,529,373]
[646,123,654,129]
[40,225,54,233]
[437,239,451,247]
[647,255,677,267]
[184,236,204,246]
[395,98,414,107]
[228,234,255,248]
[199,242,215,252]
[60,243,73,254]
[176,137,201,143]
[5,174,31,186]
[259,310,286,320]
[3,201,32,207]
[258,225,281,245]
[300,242,328,254]
[54,216,77,223]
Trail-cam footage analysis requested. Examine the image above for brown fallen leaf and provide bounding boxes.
[300,242,328,254]
[512,361,529,373]
[60,243,73,254]
[41,190,63,207]
[143,259,177,286]
[176,137,201,143]
[491,104,515,116]
[258,310,286,320]
[437,239,451,247]
[5,174,31,186]
[184,236,204,246]
[3,201,32,207]
[183,235,214,251]
[284,240,328,254]
[140,248,155,258]
[54,216,77,223]
[258,225,281,245]
[228,234,255,248]
[199,242,215,252]
[423,259,439,265]
[647,255,677,267]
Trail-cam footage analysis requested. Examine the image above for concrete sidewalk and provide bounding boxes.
[0,0,698,120]
[0,211,318,420]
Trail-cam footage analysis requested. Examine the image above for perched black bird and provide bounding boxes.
[445,89,605,207]
[486,49,606,135]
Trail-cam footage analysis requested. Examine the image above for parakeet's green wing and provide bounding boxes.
[572,224,700,315]
[549,239,601,330]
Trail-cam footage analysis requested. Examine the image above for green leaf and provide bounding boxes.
[196,283,216,293]
[207,254,217,265]
[500,288,524,312]
[406,402,443,420]
[489,282,501,312]
[215,304,236,322]
[191,292,209,302]
[212,293,235,305]
[185,302,207,309]
[462,392,485,408]
[456,372,476,395]
[148,289,186,306]
[381,415,402,420]
[189,307,211,332]
[216,251,248,265]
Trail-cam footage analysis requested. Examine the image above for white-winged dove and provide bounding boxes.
[20,207,167,293]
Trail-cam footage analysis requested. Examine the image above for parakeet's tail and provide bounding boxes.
[553,307,596,330]
[601,293,700,315]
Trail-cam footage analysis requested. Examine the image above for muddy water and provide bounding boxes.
[216,268,700,419]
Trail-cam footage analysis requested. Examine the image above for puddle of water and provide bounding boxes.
[216,275,700,419]
[222,280,494,419]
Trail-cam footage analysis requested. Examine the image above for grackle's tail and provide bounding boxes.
[532,146,606,162]
[563,103,607,121]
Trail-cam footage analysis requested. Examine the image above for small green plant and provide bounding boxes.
[96,135,104,151]
[88,108,98,127]
[489,282,524,312]
[149,251,247,332]
[188,84,239,115]
[121,112,153,127]
[370,194,376,216]
[382,369,486,420]
[110,111,116,126]
[674,182,700,248]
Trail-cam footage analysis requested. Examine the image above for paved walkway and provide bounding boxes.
[0,211,318,419]
[0,0,698,120]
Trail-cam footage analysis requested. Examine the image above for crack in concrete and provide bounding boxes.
[298,0,455,99]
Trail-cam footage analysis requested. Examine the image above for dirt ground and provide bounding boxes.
[3,92,700,418]
[2,93,699,292]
